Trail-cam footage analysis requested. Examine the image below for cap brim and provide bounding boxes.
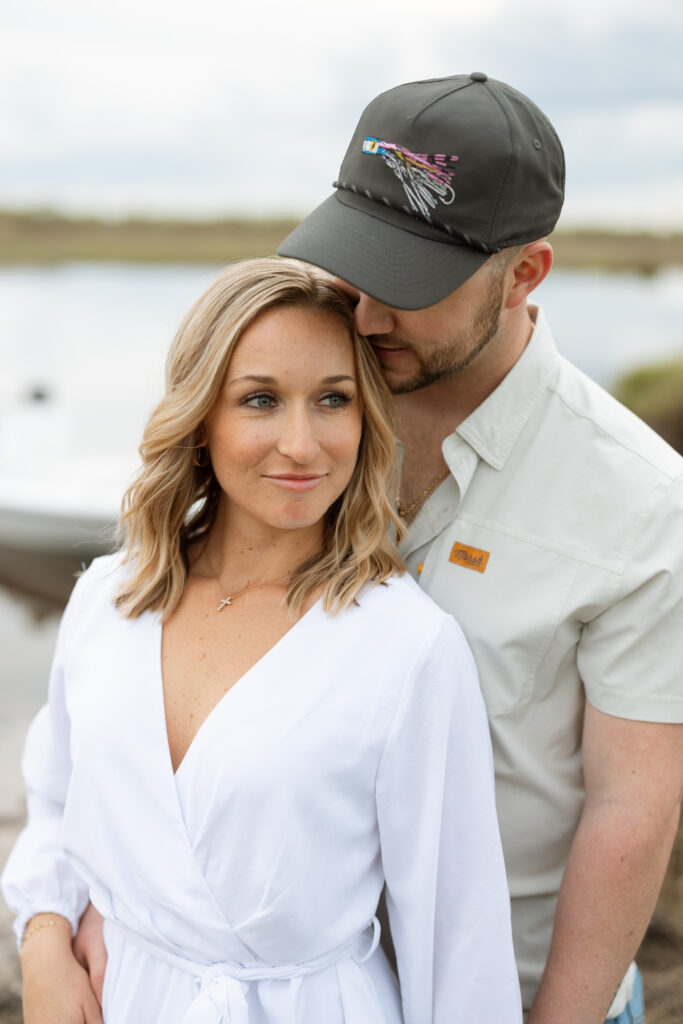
[278,192,491,310]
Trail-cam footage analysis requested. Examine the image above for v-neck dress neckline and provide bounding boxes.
[154,597,324,783]
[3,554,523,1023]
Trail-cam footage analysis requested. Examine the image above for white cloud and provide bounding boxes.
[1,0,682,223]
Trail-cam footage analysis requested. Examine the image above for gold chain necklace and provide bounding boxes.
[396,466,450,521]
[216,570,292,612]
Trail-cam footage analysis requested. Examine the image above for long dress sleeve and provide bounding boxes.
[1,578,90,948]
[375,614,522,1024]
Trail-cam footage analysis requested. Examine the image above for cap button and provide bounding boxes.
[469,71,488,82]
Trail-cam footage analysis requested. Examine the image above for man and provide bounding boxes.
[277,73,683,1022]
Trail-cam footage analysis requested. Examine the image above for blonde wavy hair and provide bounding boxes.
[116,257,405,620]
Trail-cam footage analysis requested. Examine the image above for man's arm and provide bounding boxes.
[73,903,107,1005]
[527,704,683,1024]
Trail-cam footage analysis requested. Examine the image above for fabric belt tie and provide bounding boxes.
[108,916,382,1024]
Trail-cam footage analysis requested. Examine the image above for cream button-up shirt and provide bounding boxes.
[400,305,683,1010]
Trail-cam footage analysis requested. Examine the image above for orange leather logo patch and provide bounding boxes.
[449,542,490,573]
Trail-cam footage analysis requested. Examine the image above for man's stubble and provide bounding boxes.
[373,270,506,396]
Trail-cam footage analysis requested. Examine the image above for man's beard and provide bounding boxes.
[372,276,505,395]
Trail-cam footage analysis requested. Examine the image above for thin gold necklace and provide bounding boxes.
[396,466,450,521]
[216,570,292,612]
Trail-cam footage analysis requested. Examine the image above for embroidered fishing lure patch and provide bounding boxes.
[362,136,459,219]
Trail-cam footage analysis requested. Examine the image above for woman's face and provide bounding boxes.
[204,304,363,536]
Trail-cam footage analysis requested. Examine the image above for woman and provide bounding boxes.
[2,258,521,1023]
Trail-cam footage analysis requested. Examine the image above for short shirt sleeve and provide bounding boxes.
[578,473,683,722]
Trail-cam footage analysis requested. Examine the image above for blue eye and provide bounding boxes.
[243,392,276,409]
[320,391,352,408]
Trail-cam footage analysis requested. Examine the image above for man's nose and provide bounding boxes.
[352,293,395,337]
[277,406,320,464]
[333,278,395,337]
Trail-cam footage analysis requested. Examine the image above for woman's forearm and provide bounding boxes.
[20,912,104,1024]
[21,912,73,951]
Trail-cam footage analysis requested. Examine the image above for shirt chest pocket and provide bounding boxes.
[419,521,581,715]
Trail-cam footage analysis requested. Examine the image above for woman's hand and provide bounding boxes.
[20,914,104,1024]
[73,903,107,1005]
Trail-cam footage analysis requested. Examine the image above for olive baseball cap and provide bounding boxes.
[278,72,565,310]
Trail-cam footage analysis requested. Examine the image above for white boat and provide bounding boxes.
[0,458,134,611]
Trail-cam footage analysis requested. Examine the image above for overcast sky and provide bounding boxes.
[2,0,682,228]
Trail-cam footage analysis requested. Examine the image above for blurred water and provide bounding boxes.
[534,266,683,387]
[0,263,221,471]
[1,263,682,477]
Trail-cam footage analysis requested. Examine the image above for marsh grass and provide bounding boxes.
[0,210,297,264]
[614,359,683,455]
[550,229,683,275]
[2,211,683,272]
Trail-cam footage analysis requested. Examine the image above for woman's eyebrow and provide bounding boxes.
[320,374,356,385]
[229,374,277,385]
[228,374,356,386]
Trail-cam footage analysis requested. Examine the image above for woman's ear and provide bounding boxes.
[195,423,208,447]
[193,424,211,468]
[505,241,553,309]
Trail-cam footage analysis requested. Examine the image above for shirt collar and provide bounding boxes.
[454,305,560,471]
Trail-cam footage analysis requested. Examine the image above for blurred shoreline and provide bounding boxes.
[2,210,683,274]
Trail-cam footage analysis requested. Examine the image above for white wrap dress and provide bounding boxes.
[2,555,521,1023]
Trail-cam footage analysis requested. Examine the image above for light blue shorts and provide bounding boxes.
[606,965,645,1024]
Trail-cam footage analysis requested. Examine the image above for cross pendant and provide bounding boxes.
[217,596,232,611]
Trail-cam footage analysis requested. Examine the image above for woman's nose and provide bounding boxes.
[277,407,320,464]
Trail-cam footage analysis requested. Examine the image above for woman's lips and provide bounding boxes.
[264,474,327,492]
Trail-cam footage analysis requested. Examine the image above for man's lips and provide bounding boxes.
[370,342,409,359]
[264,474,327,492]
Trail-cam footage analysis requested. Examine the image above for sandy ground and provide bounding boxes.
[1,586,681,1022]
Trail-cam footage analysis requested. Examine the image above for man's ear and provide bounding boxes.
[505,241,553,309]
